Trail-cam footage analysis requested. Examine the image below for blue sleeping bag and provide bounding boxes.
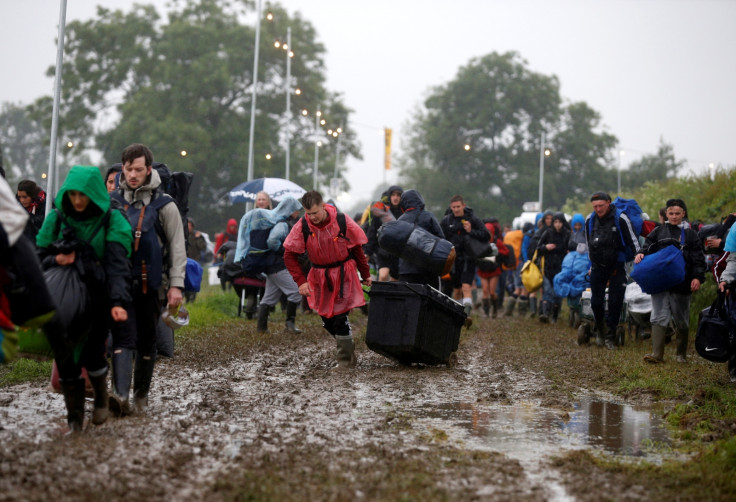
[554,250,590,299]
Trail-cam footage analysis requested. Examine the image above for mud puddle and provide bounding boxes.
[411,395,670,460]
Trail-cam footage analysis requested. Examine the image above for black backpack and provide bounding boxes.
[502,243,516,268]
[301,211,348,244]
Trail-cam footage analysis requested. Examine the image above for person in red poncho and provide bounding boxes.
[214,218,238,256]
[283,191,371,368]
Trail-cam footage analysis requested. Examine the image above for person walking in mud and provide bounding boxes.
[638,198,705,364]
[283,191,371,369]
[440,195,490,326]
[234,196,305,334]
[36,165,133,432]
[584,191,640,350]
[109,143,187,415]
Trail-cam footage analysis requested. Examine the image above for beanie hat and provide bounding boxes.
[666,198,688,218]
[590,191,611,202]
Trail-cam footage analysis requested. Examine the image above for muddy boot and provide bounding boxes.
[504,296,517,317]
[643,324,667,363]
[594,320,606,347]
[88,369,110,425]
[491,298,499,319]
[528,297,537,318]
[245,293,257,319]
[285,301,302,334]
[517,296,528,317]
[482,298,491,317]
[463,303,473,328]
[256,303,270,333]
[675,328,689,363]
[60,377,86,433]
[133,354,156,414]
[539,301,549,323]
[334,335,357,369]
[551,304,560,324]
[109,348,134,417]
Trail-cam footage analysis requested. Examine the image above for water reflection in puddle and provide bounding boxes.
[412,396,670,459]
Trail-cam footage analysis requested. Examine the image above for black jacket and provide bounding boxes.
[440,205,489,260]
[537,227,570,280]
[397,190,444,276]
[641,222,706,295]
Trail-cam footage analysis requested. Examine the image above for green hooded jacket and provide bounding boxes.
[36,165,132,258]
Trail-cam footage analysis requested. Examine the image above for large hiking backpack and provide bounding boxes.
[242,226,278,275]
[113,161,194,250]
[587,197,643,263]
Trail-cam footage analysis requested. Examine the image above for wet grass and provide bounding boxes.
[0,356,52,387]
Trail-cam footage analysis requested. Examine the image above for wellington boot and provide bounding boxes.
[256,303,270,334]
[517,297,529,316]
[528,297,538,318]
[675,328,689,363]
[538,301,550,323]
[88,371,110,425]
[504,297,517,317]
[334,335,357,369]
[109,348,134,417]
[60,378,86,433]
[463,303,473,328]
[285,301,302,334]
[594,321,606,347]
[551,304,560,324]
[643,324,667,363]
[482,298,491,317]
[133,355,156,414]
[491,298,499,319]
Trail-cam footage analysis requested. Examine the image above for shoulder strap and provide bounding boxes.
[301,211,350,245]
[301,215,310,244]
[54,208,111,244]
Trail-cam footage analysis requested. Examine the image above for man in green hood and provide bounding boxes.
[37,165,133,432]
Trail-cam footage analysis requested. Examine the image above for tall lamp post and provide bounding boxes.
[246,0,263,185]
[274,27,293,180]
[538,132,550,212]
[46,0,68,215]
[617,149,625,194]
[312,109,322,190]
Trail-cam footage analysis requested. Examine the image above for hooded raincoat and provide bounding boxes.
[283,204,369,317]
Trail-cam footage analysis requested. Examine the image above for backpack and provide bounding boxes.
[110,191,174,294]
[587,197,643,263]
[502,243,516,268]
[695,294,736,363]
[301,210,348,244]
[242,226,278,275]
[113,161,194,251]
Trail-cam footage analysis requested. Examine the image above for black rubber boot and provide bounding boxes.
[504,296,517,317]
[60,377,86,433]
[88,370,110,425]
[517,296,529,316]
[491,298,499,319]
[675,328,689,363]
[133,354,156,414]
[482,298,491,317]
[109,348,134,417]
[594,320,607,347]
[256,303,270,333]
[551,304,560,324]
[285,301,302,334]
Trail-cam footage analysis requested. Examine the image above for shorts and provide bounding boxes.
[450,258,476,288]
[376,252,400,279]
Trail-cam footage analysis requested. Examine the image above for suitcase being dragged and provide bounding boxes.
[366,281,466,366]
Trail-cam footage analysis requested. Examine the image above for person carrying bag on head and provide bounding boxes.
[635,198,706,364]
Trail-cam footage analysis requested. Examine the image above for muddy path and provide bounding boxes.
[0,314,668,501]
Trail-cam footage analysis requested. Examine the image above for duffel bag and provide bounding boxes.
[695,293,735,363]
[631,232,686,295]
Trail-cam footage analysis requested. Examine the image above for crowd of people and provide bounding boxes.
[2,149,735,435]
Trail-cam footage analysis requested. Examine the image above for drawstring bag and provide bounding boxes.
[695,293,735,363]
[521,250,544,293]
[631,228,686,295]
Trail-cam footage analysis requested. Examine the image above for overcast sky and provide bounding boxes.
[3,0,735,211]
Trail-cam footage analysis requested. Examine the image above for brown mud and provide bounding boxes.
[0,310,727,501]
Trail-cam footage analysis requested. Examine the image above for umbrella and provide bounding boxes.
[228,177,306,204]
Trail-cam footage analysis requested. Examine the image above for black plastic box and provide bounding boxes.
[365,281,466,366]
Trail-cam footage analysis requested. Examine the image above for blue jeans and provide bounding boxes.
[542,276,561,308]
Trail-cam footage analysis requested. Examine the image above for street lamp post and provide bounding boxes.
[313,109,321,190]
[617,150,625,194]
[246,0,263,186]
[284,27,292,180]
[46,0,68,215]
[538,132,546,212]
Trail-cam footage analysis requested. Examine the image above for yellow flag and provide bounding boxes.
[384,127,392,170]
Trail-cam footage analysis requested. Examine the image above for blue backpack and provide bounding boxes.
[587,197,643,262]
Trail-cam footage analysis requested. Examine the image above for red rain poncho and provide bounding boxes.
[284,204,369,317]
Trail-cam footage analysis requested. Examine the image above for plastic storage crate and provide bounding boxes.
[365,281,465,366]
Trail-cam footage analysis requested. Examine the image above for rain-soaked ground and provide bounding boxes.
[0,313,682,501]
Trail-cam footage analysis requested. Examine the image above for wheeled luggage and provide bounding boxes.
[365,281,465,366]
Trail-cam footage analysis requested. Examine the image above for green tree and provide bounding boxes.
[621,139,685,191]
[43,0,358,231]
[399,51,619,223]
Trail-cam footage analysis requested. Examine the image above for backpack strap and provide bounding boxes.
[301,210,349,245]
[54,207,111,245]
